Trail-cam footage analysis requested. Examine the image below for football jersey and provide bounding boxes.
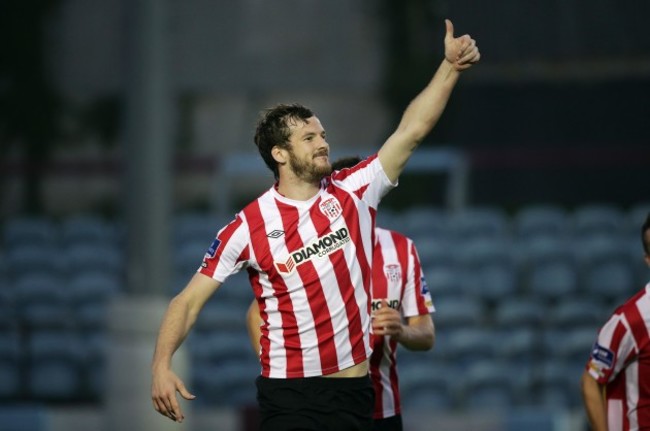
[200,154,395,378]
[585,283,650,431]
[369,227,435,419]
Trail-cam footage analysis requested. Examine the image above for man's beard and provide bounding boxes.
[288,149,332,183]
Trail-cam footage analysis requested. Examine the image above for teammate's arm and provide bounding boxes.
[580,369,607,431]
[246,300,262,355]
[151,273,221,422]
[372,299,434,351]
[378,19,480,183]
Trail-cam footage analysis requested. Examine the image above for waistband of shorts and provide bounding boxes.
[256,374,370,389]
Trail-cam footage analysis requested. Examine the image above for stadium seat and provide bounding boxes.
[422,266,465,300]
[413,237,453,269]
[442,327,499,366]
[398,206,448,240]
[527,260,580,302]
[582,261,636,305]
[0,331,22,399]
[498,328,538,368]
[572,204,625,239]
[399,364,457,411]
[61,214,120,247]
[431,296,485,331]
[514,204,570,241]
[0,405,46,431]
[61,243,124,277]
[445,206,511,241]
[459,361,518,411]
[68,271,122,330]
[4,244,63,279]
[14,273,71,329]
[547,298,607,329]
[26,330,84,400]
[192,358,259,406]
[2,216,58,248]
[173,211,225,247]
[452,237,520,301]
[493,298,546,330]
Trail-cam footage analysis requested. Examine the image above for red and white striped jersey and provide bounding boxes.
[200,155,395,378]
[585,283,650,431]
[370,227,435,419]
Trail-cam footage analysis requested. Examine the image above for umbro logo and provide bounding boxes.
[267,230,285,238]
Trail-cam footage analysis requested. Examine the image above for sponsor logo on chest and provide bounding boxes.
[275,227,351,274]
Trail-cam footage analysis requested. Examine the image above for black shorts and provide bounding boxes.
[256,374,374,431]
[371,414,402,431]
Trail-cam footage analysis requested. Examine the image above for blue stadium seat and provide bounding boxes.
[0,405,46,431]
[445,206,511,241]
[398,206,448,240]
[493,298,546,330]
[173,211,225,247]
[192,359,259,406]
[513,204,570,241]
[2,216,58,248]
[572,204,625,239]
[498,328,538,368]
[0,331,22,399]
[527,260,580,302]
[14,273,71,329]
[454,238,519,302]
[27,330,84,400]
[422,266,464,300]
[413,237,453,269]
[62,243,124,277]
[61,214,120,247]
[459,361,518,411]
[431,297,485,331]
[5,244,63,279]
[548,298,607,329]
[443,328,500,367]
[68,272,122,330]
[399,363,457,411]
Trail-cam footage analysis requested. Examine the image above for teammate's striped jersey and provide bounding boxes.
[200,154,395,378]
[585,283,650,431]
[369,227,435,419]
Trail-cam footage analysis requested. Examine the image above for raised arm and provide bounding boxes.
[151,272,221,422]
[378,19,480,183]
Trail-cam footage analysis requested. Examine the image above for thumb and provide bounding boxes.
[380,298,390,307]
[445,19,454,40]
[177,382,196,400]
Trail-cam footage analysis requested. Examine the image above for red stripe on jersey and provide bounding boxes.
[245,199,304,377]
[335,191,371,361]
[248,268,270,373]
[388,338,401,415]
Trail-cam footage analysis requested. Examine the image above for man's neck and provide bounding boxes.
[276,177,321,201]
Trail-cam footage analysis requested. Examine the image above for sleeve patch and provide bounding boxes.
[205,238,222,258]
[590,342,614,368]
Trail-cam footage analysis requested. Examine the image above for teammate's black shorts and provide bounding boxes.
[371,414,403,431]
[256,374,374,431]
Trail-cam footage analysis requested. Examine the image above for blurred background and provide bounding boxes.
[1,0,650,430]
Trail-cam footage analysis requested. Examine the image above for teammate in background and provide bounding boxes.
[581,212,650,431]
[152,19,479,430]
[246,156,436,431]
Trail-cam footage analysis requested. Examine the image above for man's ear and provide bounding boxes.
[272,145,287,165]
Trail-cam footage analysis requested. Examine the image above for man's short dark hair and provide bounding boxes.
[642,212,650,255]
[254,103,314,179]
